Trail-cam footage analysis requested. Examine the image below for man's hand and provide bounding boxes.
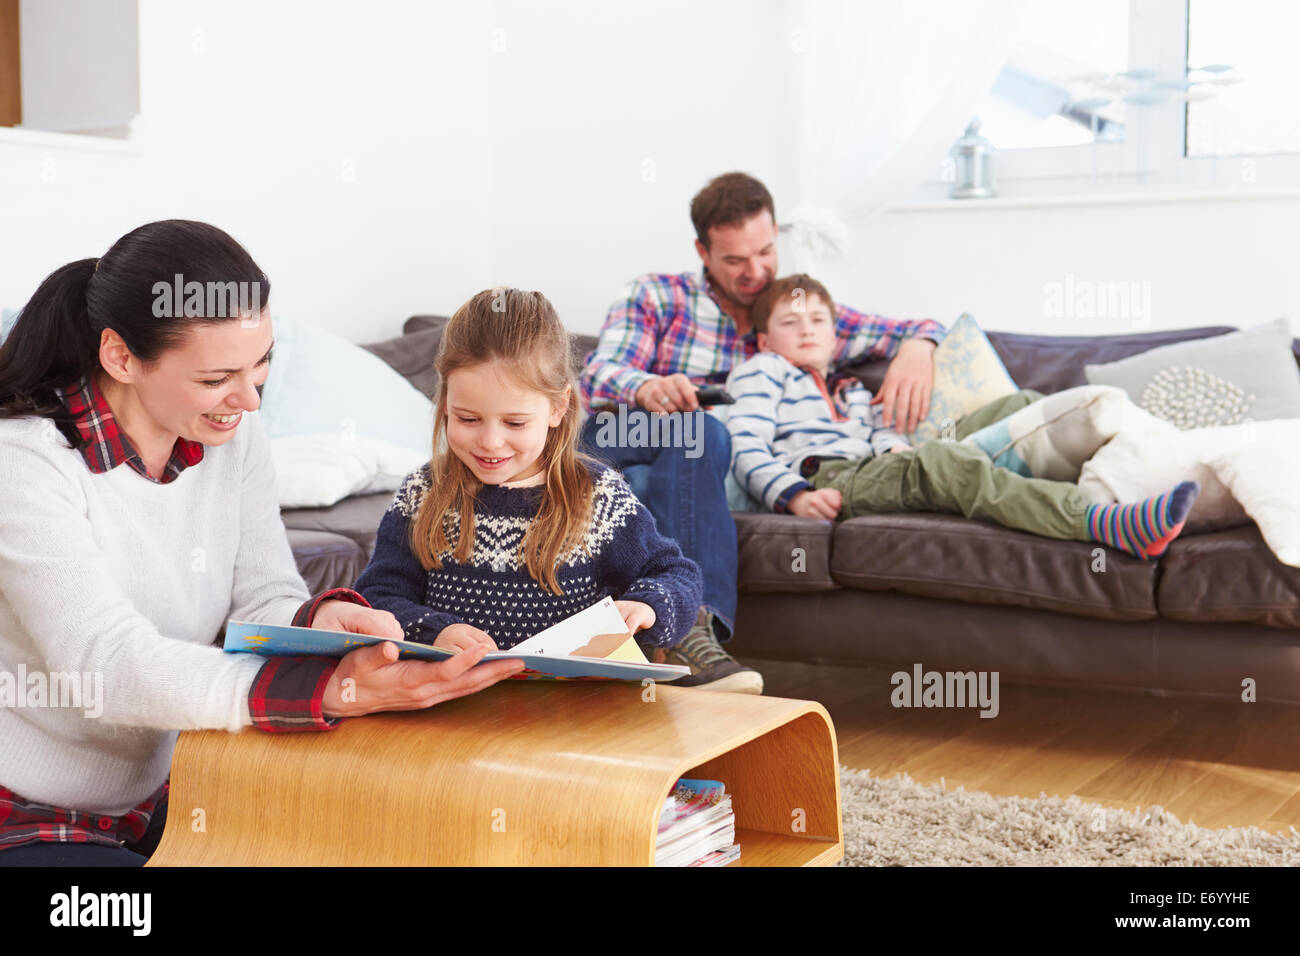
[871,338,937,434]
[787,488,843,520]
[321,641,524,719]
[613,600,656,633]
[635,374,700,414]
[433,623,498,653]
[312,601,403,640]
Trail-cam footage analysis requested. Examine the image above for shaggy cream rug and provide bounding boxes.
[839,767,1300,866]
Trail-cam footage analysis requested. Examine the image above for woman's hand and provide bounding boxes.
[321,641,524,719]
[433,622,498,653]
[312,600,403,640]
[614,600,656,633]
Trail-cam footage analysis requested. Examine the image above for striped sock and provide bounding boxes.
[1086,481,1201,560]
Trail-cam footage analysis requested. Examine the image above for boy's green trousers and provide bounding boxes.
[807,390,1094,540]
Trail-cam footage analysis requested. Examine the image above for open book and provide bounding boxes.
[223,596,691,682]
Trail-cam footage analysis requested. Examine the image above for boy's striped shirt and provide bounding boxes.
[579,270,945,411]
[725,352,912,512]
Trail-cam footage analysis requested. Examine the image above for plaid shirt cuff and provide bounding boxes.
[292,587,371,628]
[914,319,946,346]
[247,589,371,733]
[248,656,342,733]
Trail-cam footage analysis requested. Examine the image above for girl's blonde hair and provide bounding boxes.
[410,287,595,594]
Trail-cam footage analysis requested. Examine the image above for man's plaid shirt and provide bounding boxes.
[579,270,946,411]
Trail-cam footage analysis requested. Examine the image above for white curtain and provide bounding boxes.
[786,0,1026,273]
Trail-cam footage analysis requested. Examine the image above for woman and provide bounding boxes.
[0,220,524,866]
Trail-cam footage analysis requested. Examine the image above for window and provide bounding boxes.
[1,0,139,139]
[1185,0,1300,157]
[936,0,1300,195]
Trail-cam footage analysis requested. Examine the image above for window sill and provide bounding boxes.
[887,185,1300,213]
[0,126,141,155]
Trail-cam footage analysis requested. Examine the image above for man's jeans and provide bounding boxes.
[580,408,737,641]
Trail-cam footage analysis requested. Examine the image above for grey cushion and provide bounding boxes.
[1084,318,1300,427]
[282,492,394,558]
[361,327,443,399]
[397,315,599,387]
[288,529,367,593]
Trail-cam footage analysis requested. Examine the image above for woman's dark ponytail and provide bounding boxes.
[0,258,101,443]
[0,220,270,446]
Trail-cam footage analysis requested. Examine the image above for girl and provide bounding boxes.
[0,221,520,867]
[355,288,703,654]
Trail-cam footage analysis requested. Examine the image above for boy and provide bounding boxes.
[725,275,1199,560]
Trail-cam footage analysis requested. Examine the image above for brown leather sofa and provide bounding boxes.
[281,317,1300,705]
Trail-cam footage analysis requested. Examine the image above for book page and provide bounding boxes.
[508,596,644,662]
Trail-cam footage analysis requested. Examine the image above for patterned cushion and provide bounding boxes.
[907,313,1018,443]
[961,385,1131,481]
[1084,318,1300,428]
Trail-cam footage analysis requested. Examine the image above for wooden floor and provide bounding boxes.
[748,656,1300,834]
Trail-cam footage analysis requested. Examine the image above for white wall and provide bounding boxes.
[0,0,795,340]
[819,192,1300,338]
[1,0,1296,343]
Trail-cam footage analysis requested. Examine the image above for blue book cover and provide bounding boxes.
[222,619,690,683]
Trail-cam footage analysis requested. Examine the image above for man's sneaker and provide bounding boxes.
[657,609,763,694]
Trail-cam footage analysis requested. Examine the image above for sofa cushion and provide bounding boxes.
[282,491,395,558]
[1084,318,1300,428]
[1157,525,1300,629]
[362,326,444,398]
[734,512,838,594]
[842,326,1241,396]
[400,315,599,386]
[830,513,1158,621]
[288,529,368,594]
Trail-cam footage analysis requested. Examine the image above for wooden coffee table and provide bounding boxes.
[148,680,842,866]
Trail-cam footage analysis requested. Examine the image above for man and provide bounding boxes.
[579,172,945,694]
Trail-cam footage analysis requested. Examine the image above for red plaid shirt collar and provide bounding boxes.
[57,375,204,483]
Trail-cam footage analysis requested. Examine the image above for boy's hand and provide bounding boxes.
[787,488,843,520]
[433,623,498,653]
[635,374,700,413]
[871,338,936,434]
[614,600,656,633]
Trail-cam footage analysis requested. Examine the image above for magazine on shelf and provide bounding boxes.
[224,597,690,682]
[656,778,741,867]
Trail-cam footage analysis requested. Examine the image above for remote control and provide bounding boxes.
[694,386,736,406]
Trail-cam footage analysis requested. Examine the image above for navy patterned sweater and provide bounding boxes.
[354,461,703,649]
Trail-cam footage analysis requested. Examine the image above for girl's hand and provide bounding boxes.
[312,601,403,640]
[433,622,498,653]
[322,641,524,719]
[614,600,656,633]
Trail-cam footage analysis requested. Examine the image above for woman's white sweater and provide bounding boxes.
[0,411,309,814]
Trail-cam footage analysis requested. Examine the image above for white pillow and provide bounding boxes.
[1075,406,1249,532]
[259,314,434,454]
[272,434,427,509]
[1206,419,1300,567]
